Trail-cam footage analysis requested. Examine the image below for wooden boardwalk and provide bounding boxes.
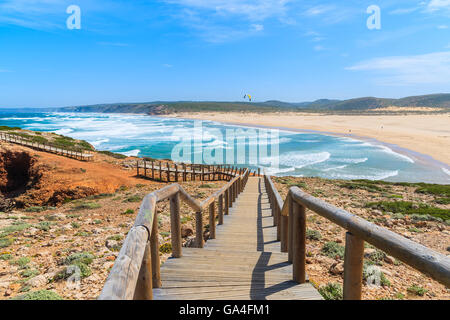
[0,132,93,161]
[154,177,323,300]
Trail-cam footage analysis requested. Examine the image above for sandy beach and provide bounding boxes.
[172,112,450,166]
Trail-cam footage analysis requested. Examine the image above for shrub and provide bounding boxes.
[159,243,172,254]
[11,290,63,300]
[122,209,134,215]
[306,229,322,241]
[1,222,31,237]
[199,184,216,189]
[321,242,345,259]
[71,222,80,229]
[20,269,40,279]
[107,235,123,241]
[366,250,386,266]
[64,252,95,265]
[407,285,428,296]
[36,221,52,231]
[55,261,92,280]
[72,202,102,211]
[25,206,47,213]
[0,238,14,248]
[365,201,449,220]
[98,150,127,159]
[318,283,343,300]
[124,196,142,203]
[0,253,12,260]
[12,257,31,268]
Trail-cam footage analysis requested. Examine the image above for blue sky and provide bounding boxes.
[0,0,449,108]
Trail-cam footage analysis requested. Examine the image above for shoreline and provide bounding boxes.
[167,112,450,168]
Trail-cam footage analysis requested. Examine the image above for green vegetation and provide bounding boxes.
[122,209,135,215]
[0,222,31,237]
[25,206,47,213]
[159,242,172,254]
[19,269,40,279]
[275,177,308,189]
[36,221,52,231]
[55,252,94,281]
[318,283,343,300]
[11,290,63,300]
[12,256,31,268]
[64,252,95,265]
[0,253,12,260]
[124,195,142,203]
[199,184,216,189]
[71,222,81,229]
[407,285,428,296]
[0,237,14,248]
[98,150,127,159]
[306,229,322,241]
[0,125,21,131]
[340,180,388,193]
[365,201,449,220]
[107,235,123,241]
[72,202,102,211]
[365,250,386,266]
[321,241,345,259]
[58,94,450,114]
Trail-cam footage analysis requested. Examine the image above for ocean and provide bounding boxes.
[0,111,449,184]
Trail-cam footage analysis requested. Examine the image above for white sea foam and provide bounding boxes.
[52,128,74,135]
[338,158,369,164]
[279,152,331,169]
[91,139,110,148]
[323,165,348,172]
[328,170,399,181]
[377,145,414,163]
[120,149,141,157]
[265,167,296,175]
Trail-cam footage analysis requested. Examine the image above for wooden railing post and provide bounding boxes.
[276,205,281,241]
[133,241,153,300]
[343,232,364,300]
[209,202,216,239]
[218,194,224,225]
[292,201,306,284]
[137,160,140,176]
[196,210,204,248]
[170,192,182,258]
[159,161,162,182]
[281,210,288,252]
[225,189,230,215]
[288,196,294,263]
[150,210,161,289]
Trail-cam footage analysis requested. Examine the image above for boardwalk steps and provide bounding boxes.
[153,177,323,300]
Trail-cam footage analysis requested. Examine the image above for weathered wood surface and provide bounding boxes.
[154,177,323,300]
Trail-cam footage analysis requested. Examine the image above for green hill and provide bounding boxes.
[55,93,450,114]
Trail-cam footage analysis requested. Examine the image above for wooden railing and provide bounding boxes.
[264,174,450,299]
[0,132,94,161]
[99,168,250,300]
[137,160,259,182]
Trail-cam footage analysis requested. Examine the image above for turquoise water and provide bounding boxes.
[1,111,449,184]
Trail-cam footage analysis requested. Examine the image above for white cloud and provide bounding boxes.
[251,24,264,32]
[163,0,292,21]
[347,51,450,85]
[427,0,450,11]
[438,24,448,28]
[305,5,334,16]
